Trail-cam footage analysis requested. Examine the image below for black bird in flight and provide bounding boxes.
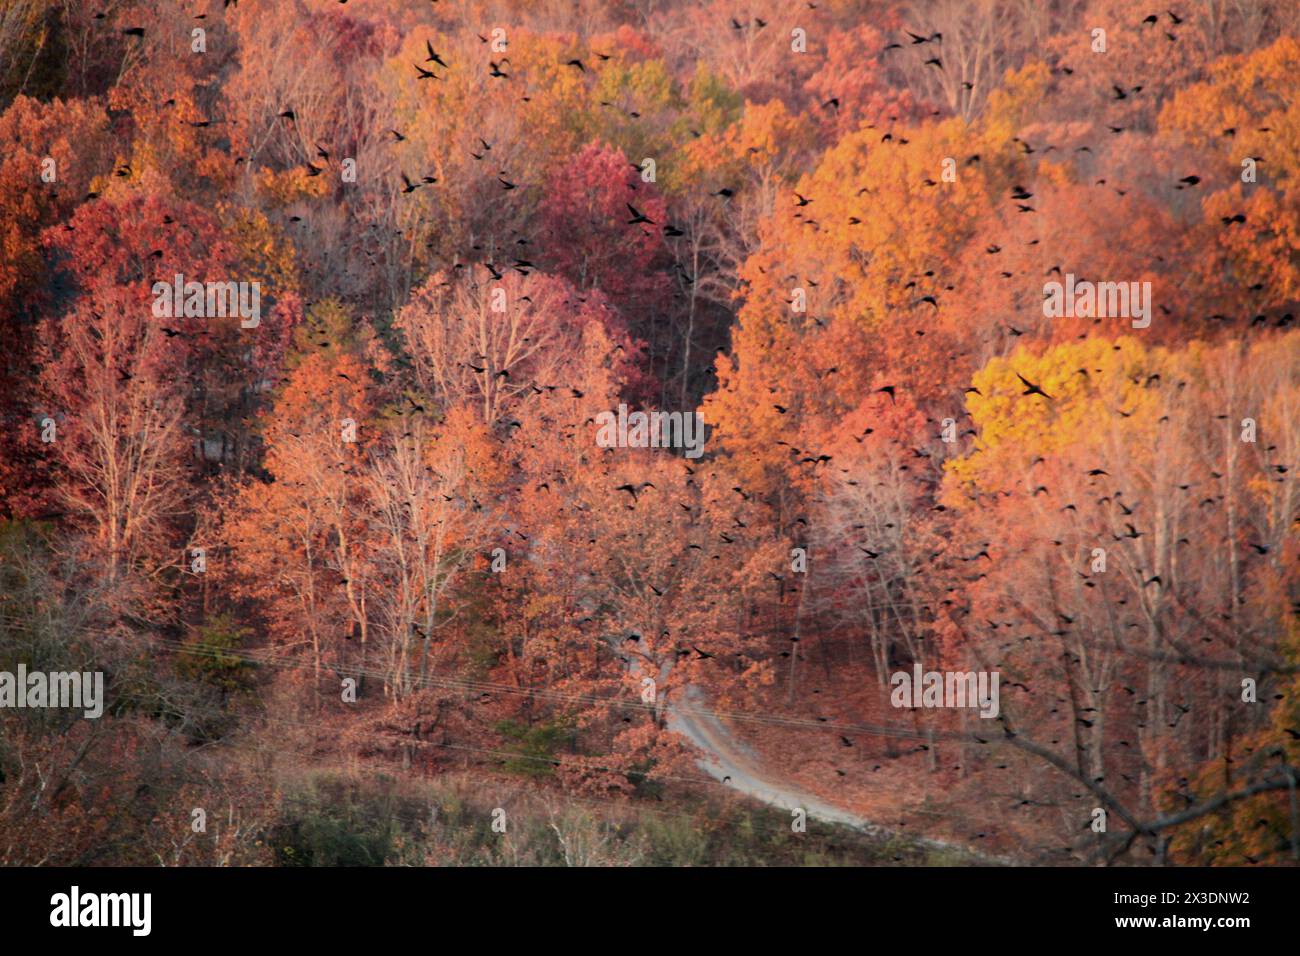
[615,482,655,502]
[626,202,654,225]
[1016,372,1052,400]
[425,41,448,68]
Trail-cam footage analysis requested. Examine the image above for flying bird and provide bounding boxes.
[614,482,655,502]
[626,202,654,225]
[425,41,448,68]
[1016,372,1052,400]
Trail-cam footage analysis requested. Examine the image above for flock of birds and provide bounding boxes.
[73,4,1299,860]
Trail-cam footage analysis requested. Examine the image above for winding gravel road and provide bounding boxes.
[667,685,995,861]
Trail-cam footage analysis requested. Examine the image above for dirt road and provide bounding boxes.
[667,686,994,861]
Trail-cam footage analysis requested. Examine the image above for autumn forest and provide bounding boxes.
[1,0,1299,870]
